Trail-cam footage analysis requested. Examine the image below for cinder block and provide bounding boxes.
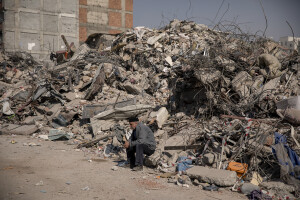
[87,11,108,25]
[3,31,15,50]
[125,0,133,12]
[43,34,58,51]
[44,0,58,12]
[87,0,108,7]
[61,0,77,14]
[20,0,41,10]
[19,32,40,51]
[108,11,121,27]
[79,7,87,23]
[43,14,58,32]
[20,12,40,30]
[4,0,15,9]
[4,11,15,28]
[125,13,132,28]
[109,0,121,10]
[61,16,77,34]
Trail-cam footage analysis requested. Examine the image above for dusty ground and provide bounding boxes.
[0,135,247,200]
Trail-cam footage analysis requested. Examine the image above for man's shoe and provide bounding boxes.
[121,163,131,168]
[132,165,143,171]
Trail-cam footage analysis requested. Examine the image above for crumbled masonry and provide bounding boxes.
[0,20,299,199]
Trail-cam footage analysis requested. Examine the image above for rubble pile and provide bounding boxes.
[1,19,300,199]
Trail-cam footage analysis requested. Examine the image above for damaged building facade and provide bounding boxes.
[0,0,133,60]
[279,36,300,53]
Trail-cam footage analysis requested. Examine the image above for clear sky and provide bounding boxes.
[133,0,300,41]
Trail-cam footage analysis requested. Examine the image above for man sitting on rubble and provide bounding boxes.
[123,117,156,171]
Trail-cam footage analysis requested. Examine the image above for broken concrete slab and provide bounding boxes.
[259,181,295,193]
[23,116,44,125]
[187,166,237,186]
[93,104,152,120]
[90,119,115,134]
[0,124,38,135]
[122,83,142,95]
[276,96,300,110]
[82,98,136,119]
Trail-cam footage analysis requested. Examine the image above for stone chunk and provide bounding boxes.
[259,181,295,193]
[203,153,216,165]
[187,166,237,186]
[240,183,260,195]
[122,83,142,95]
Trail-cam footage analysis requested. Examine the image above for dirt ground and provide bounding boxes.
[0,135,247,200]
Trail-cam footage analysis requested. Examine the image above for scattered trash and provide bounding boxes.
[203,184,219,191]
[81,186,90,191]
[10,140,17,144]
[35,180,44,186]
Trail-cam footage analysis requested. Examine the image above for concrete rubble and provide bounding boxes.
[0,19,300,199]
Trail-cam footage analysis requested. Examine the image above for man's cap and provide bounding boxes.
[128,117,139,122]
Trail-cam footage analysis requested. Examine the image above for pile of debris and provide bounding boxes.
[1,19,300,199]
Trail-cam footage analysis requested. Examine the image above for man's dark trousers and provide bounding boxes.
[127,144,155,168]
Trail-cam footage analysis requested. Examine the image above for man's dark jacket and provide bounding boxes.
[129,122,156,150]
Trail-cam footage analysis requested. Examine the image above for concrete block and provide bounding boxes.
[90,118,115,133]
[43,14,58,32]
[187,166,237,186]
[240,183,260,195]
[87,11,108,25]
[3,31,15,50]
[43,0,58,12]
[20,33,40,51]
[87,0,108,7]
[20,0,41,9]
[122,83,142,95]
[61,0,77,14]
[259,181,295,193]
[20,12,40,30]
[43,34,58,51]
[203,153,217,165]
[61,17,77,34]
[4,0,15,9]
[4,11,15,28]
[165,135,185,147]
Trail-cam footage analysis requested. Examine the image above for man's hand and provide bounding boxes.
[123,141,130,149]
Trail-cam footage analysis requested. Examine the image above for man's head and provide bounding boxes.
[128,117,139,130]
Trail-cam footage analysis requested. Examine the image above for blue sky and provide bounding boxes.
[133,0,300,41]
